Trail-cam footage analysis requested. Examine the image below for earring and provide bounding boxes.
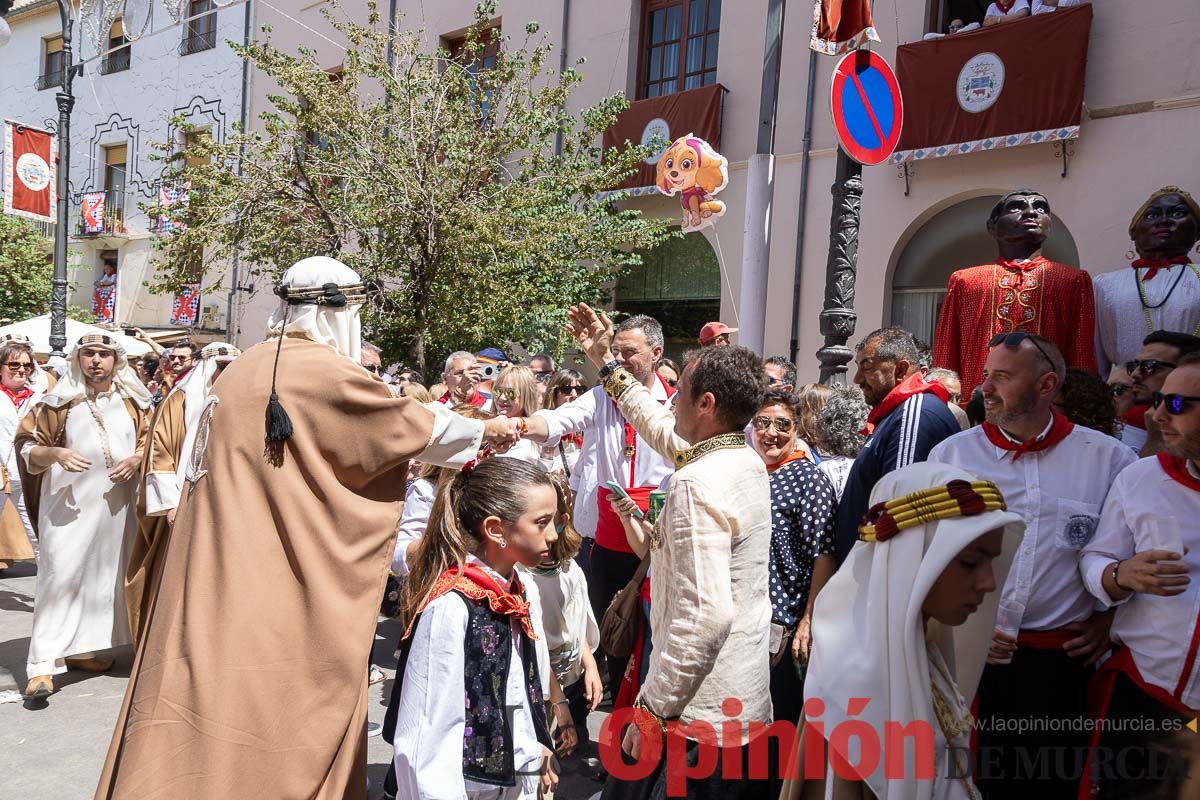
[1126,250,1137,261]
[498,539,507,549]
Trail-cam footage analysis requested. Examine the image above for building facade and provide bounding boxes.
[0,0,249,343]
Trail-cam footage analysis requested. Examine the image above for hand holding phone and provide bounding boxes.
[604,481,644,519]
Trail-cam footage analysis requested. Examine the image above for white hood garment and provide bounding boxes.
[265,256,365,364]
[41,334,152,411]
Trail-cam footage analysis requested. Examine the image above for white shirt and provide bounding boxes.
[1032,0,1084,13]
[817,455,854,501]
[1081,457,1200,710]
[986,0,1029,17]
[532,380,674,539]
[391,556,549,799]
[527,562,599,687]
[393,478,436,576]
[1093,263,1200,376]
[930,419,1136,631]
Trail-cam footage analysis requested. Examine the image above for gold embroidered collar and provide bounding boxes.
[673,432,747,469]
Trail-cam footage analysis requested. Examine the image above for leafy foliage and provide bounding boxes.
[0,214,54,325]
[149,1,672,372]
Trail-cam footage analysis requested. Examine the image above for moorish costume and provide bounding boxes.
[15,334,152,680]
[125,342,240,644]
[95,258,493,800]
[1093,187,1200,375]
[933,257,1097,396]
[782,462,1024,800]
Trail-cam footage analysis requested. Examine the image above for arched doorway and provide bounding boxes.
[890,195,1080,347]
[616,231,720,362]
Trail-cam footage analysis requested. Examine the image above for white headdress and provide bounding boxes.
[262,257,367,442]
[171,341,241,494]
[803,462,1024,800]
[41,333,153,410]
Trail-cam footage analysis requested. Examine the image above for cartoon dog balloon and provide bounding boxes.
[655,134,729,232]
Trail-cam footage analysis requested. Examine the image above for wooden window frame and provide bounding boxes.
[636,0,720,100]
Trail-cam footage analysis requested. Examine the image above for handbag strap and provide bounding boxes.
[631,553,650,586]
[557,440,571,479]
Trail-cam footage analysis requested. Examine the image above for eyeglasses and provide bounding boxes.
[535,371,554,383]
[988,332,1055,371]
[1110,383,1130,398]
[751,415,794,433]
[166,354,193,363]
[766,376,786,386]
[1125,359,1176,377]
[496,388,518,401]
[1151,392,1200,415]
[2,362,32,372]
[555,385,585,396]
[665,379,678,388]
[363,364,381,374]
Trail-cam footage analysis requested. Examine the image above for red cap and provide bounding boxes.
[698,321,738,345]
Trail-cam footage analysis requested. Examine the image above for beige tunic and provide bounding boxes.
[95,337,465,800]
[126,388,186,644]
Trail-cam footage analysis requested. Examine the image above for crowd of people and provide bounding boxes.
[0,183,1196,800]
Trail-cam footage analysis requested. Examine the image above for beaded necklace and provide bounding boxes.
[1135,263,1200,336]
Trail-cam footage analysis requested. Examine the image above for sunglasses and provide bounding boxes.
[166,354,193,362]
[555,385,585,396]
[1151,392,1200,415]
[535,371,554,383]
[1109,383,1130,398]
[1125,359,1176,377]
[363,364,381,374]
[2,362,32,371]
[988,332,1054,370]
[751,415,794,433]
[496,388,518,401]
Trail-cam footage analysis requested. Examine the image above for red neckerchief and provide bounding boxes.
[993,0,1017,13]
[404,563,537,640]
[862,372,950,435]
[765,446,812,474]
[1,384,34,409]
[1121,405,1149,431]
[982,411,1075,460]
[1132,255,1190,282]
[1158,452,1200,492]
[563,432,584,448]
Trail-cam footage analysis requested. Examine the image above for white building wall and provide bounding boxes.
[0,0,247,336]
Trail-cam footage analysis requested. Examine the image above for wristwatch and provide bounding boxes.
[598,359,621,380]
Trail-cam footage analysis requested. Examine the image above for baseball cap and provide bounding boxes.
[475,347,508,364]
[698,322,738,345]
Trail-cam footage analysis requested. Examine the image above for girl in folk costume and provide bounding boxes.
[782,462,1025,800]
[526,474,603,759]
[0,335,53,565]
[386,457,559,800]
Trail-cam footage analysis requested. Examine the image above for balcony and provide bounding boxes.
[35,70,63,91]
[75,190,130,238]
[100,48,131,75]
[179,29,216,56]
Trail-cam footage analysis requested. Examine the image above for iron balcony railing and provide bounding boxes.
[179,29,216,56]
[75,190,129,237]
[100,48,131,74]
[35,70,63,91]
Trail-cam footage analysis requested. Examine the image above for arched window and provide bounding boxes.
[617,231,720,359]
[890,195,1079,346]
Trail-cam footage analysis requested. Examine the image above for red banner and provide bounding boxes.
[892,5,1092,163]
[4,121,56,222]
[602,84,724,191]
[811,0,880,55]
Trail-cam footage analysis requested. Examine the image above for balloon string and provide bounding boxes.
[709,225,741,328]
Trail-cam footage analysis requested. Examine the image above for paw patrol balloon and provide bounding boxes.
[655,134,729,232]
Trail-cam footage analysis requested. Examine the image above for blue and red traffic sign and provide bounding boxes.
[830,49,904,166]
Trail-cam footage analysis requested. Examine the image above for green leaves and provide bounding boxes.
[0,214,55,326]
[145,0,670,372]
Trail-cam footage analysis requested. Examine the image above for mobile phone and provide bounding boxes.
[604,481,645,519]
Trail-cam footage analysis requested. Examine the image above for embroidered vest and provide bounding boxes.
[383,591,553,787]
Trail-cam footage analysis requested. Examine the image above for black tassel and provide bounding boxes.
[265,390,293,442]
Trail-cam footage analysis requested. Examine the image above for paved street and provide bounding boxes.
[0,561,607,800]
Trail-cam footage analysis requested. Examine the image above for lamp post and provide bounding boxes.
[48,0,80,358]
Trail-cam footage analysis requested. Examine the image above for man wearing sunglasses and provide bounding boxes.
[1125,330,1200,457]
[930,331,1136,796]
[1094,186,1200,376]
[1080,351,1200,797]
[932,188,1096,397]
[833,327,959,565]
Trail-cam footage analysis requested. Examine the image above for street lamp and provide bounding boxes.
[0,0,78,358]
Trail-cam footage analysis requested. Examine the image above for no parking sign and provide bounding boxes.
[830,50,904,166]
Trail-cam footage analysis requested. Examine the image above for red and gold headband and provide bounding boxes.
[859,480,1006,543]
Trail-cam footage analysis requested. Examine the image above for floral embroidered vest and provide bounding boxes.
[383,591,553,787]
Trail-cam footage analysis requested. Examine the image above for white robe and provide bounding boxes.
[22,391,139,676]
[1093,263,1200,376]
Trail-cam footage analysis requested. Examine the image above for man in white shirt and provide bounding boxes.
[984,0,1029,25]
[1032,0,1086,13]
[522,315,675,699]
[929,332,1135,795]
[1078,352,1200,797]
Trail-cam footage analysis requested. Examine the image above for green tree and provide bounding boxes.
[0,213,55,325]
[150,1,672,373]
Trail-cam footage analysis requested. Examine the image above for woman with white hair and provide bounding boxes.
[782,462,1024,799]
